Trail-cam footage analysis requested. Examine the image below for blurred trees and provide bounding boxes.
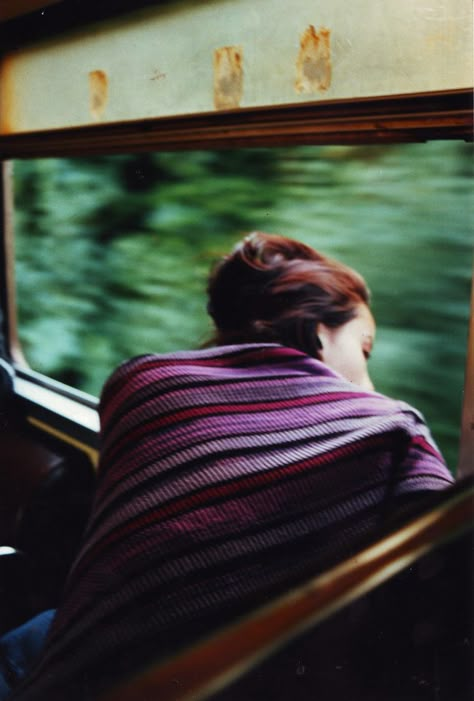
[13,142,472,471]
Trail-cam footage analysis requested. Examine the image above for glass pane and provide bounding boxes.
[13,142,473,471]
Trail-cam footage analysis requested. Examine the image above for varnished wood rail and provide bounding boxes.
[104,481,474,701]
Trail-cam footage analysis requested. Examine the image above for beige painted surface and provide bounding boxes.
[0,0,472,133]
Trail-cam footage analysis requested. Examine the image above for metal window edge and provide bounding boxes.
[13,371,100,433]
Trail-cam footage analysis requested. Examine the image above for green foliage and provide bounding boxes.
[13,142,473,472]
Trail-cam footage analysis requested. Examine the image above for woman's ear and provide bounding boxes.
[314,323,325,360]
[317,323,339,362]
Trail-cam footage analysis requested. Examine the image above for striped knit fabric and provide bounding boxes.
[14,344,453,700]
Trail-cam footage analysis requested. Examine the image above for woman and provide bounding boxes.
[12,233,453,699]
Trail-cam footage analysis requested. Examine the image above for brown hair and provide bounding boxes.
[207,232,370,357]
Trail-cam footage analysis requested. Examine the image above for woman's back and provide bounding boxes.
[13,342,452,700]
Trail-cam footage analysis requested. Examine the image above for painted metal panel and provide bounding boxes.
[0,0,472,134]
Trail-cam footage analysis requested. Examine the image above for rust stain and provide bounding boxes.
[213,46,243,110]
[295,25,331,94]
[150,69,166,82]
[89,69,108,120]
[0,54,16,134]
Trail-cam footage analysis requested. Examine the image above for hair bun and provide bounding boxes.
[206,232,370,355]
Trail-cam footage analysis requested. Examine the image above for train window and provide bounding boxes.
[0,4,472,698]
[11,140,472,470]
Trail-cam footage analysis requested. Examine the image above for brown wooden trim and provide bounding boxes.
[0,89,472,159]
[0,161,23,362]
[106,483,474,701]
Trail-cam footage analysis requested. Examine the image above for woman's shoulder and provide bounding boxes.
[99,344,432,433]
[368,391,432,430]
[98,344,278,404]
[103,343,311,386]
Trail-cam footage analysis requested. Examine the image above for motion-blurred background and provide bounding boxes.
[12,141,472,471]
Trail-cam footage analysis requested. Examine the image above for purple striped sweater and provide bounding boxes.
[15,344,453,699]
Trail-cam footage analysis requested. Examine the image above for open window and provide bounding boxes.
[1,0,472,473]
[6,142,473,477]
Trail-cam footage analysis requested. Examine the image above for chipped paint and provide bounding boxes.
[295,25,331,94]
[89,70,108,120]
[213,46,243,110]
[150,69,166,82]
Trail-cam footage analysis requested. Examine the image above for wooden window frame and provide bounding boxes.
[0,88,472,159]
[0,84,472,468]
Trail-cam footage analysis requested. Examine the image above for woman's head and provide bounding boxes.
[207,232,375,390]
